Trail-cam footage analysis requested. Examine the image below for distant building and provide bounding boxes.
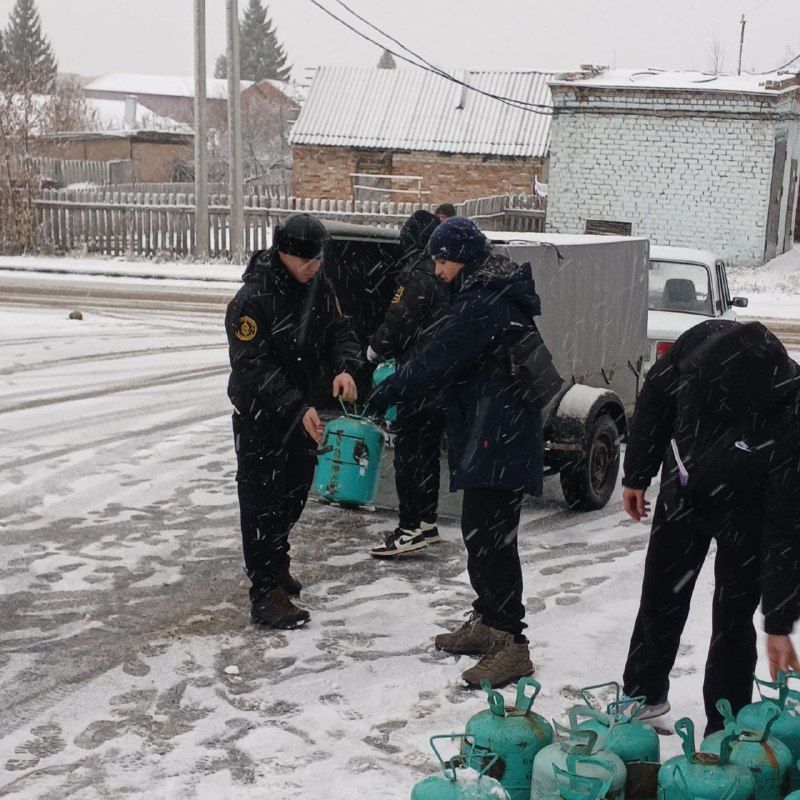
[289,66,555,203]
[32,130,193,183]
[547,67,800,266]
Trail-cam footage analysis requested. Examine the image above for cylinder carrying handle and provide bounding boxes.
[675,718,696,760]
[754,674,789,708]
[580,681,621,712]
[481,679,507,718]
[515,676,542,716]
[555,719,599,754]
[568,704,611,731]
[715,699,737,733]
[429,734,499,783]
[554,761,609,800]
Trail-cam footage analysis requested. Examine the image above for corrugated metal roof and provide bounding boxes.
[289,67,554,157]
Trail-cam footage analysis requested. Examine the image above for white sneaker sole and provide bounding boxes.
[634,701,671,720]
[369,541,428,559]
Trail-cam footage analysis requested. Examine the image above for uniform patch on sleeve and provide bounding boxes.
[235,315,258,341]
[391,286,404,304]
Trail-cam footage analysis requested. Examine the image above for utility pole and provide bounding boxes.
[226,0,245,262]
[193,0,209,260]
[738,14,746,76]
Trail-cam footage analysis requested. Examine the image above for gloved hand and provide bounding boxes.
[366,345,381,364]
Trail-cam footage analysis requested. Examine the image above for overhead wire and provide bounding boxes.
[306,0,555,116]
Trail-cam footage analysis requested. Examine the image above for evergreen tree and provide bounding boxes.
[3,0,57,92]
[377,49,396,69]
[214,1,290,82]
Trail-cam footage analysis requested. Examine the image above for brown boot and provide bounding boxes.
[461,628,534,688]
[251,586,310,629]
[434,612,493,655]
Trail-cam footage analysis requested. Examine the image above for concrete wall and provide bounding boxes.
[292,144,544,204]
[547,86,800,266]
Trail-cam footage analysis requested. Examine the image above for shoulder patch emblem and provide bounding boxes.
[235,315,258,342]
[391,286,404,304]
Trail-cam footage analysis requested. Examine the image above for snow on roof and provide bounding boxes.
[265,79,308,105]
[87,98,191,133]
[649,245,721,265]
[551,68,800,95]
[85,72,253,99]
[289,66,555,157]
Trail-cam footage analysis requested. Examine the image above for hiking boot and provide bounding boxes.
[420,521,442,544]
[461,628,534,688]
[434,611,493,655]
[251,586,310,629]
[279,560,302,597]
[370,527,427,559]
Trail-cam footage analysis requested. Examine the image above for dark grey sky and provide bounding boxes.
[1,0,798,81]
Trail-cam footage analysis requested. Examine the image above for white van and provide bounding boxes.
[644,246,749,373]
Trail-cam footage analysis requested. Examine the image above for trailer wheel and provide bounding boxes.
[559,414,620,510]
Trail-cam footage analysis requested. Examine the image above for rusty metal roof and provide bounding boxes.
[289,66,554,157]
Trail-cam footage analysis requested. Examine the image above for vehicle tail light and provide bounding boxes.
[656,341,674,360]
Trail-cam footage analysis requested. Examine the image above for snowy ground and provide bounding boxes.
[0,266,795,799]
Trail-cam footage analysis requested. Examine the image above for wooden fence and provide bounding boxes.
[32,190,545,259]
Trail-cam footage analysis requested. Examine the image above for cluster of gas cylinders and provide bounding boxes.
[410,672,800,800]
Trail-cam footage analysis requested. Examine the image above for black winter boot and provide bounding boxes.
[251,587,310,629]
[279,558,302,597]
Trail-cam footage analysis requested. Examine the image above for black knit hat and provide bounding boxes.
[273,213,328,259]
[426,216,488,266]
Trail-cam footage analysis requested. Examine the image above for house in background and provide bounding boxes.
[546,67,800,266]
[289,66,555,203]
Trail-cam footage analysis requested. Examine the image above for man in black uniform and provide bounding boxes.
[621,320,800,733]
[366,210,451,558]
[226,213,361,630]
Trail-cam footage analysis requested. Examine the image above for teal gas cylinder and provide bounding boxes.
[462,678,554,800]
[658,718,755,800]
[754,671,800,791]
[314,403,384,506]
[530,722,627,800]
[700,700,792,800]
[574,682,661,766]
[372,359,398,423]
[411,735,511,800]
[784,792,800,799]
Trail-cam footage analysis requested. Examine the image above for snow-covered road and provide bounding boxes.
[0,273,789,799]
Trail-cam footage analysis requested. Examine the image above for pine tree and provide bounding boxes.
[377,49,396,69]
[3,0,57,92]
[214,1,290,82]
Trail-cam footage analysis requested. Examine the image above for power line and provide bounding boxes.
[306,0,554,116]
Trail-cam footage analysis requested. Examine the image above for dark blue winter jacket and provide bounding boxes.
[369,253,544,495]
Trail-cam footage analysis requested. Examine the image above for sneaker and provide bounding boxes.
[435,611,494,655]
[369,528,427,559]
[460,628,534,688]
[420,521,442,544]
[251,586,310,629]
[632,699,671,721]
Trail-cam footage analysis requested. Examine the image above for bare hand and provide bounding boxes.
[332,372,357,402]
[766,634,800,680]
[623,487,650,522]
[302,407,324,445]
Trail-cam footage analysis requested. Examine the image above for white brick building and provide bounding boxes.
[547,69,800,266]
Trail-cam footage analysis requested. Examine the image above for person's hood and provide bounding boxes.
[457,253,541,318]
[399,210,440,258]
[680,320,800,418]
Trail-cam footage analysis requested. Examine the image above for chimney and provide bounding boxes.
[123,95,137,129]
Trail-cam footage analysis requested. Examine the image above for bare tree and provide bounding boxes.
[708,36,725,75]
[38,76,101,134]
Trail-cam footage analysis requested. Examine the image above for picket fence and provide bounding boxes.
[32,190,545,258]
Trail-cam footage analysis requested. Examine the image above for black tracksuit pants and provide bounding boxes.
[461,487,525,636]
[393,402,445,531]
[233,412,316,602]
[623,492,762,734]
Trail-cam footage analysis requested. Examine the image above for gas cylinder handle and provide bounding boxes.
[718,732,736,766]
[580,681,621,711]
[757,702,781,741]
[480,679,507,718]
[673,764,694,800]
[674,718,696,760]
[608,695,647,721]
[554,719,599,754]
[568,704,612,730]
[564,754,614,794]
[554,761,610,800]
[754,674,789,707]
[428,734,500,783]
[515,676,542,715]
[338,398,361,418]
[715,698,736,733]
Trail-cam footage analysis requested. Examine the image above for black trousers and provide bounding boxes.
[623,493,762,734]
[394,402,445,531]
[233,413,316,601]
[461,487,525,636]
